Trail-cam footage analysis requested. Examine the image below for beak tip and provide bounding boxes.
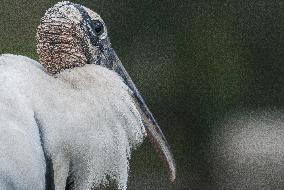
[169,157,176,182]
[144,124,176,183]
[170,174,176,183]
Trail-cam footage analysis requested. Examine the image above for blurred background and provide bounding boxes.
[0,0,283,189]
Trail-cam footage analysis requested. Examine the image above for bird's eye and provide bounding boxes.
[93,20,104,35]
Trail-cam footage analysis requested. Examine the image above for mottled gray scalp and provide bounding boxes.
[36,1,101,74]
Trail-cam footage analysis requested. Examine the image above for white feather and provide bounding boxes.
[0,54,46,190]
[0,54,145,189]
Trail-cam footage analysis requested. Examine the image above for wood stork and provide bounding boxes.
[0,1,176,189]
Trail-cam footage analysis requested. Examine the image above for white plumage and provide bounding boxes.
[0,55,46,190]
[0,54,145,189]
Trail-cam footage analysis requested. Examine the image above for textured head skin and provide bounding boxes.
[36,1,107,74]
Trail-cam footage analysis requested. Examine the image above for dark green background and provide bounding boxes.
[0,0,283,189]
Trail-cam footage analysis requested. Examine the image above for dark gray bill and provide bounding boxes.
[99,43,176,182]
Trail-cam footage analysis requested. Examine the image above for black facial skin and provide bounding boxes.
[73,4,101,47]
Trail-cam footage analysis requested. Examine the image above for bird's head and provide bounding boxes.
[37,1,110,73]
[37,1,176,182]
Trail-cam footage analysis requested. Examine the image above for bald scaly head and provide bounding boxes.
[37,1,107,74]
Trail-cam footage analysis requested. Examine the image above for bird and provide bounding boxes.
[0,1,176,190]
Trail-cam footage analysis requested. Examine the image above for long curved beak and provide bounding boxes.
[98,40,176,182]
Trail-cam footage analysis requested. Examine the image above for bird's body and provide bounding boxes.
[0,1,175,189]
[0,55,46,190]
[0,54,144,189]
